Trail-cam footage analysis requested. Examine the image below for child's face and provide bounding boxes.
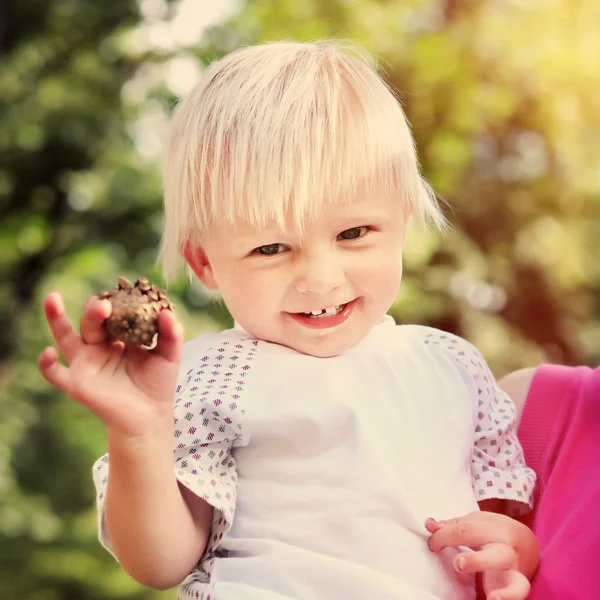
[190,193,406,357]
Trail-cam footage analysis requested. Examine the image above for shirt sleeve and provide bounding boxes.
[92,334,257,573]
[421,329,537,516]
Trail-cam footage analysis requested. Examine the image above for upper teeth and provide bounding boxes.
[308,305,343,317]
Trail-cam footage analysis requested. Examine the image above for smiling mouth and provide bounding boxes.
[297,303,348,318]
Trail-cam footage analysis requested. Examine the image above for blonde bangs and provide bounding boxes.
[160,41,445,278]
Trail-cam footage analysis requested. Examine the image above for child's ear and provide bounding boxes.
[184,245,219,290]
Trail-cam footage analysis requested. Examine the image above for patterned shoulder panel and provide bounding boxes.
[174,332,260,447]
[400,324,536,513]
[401,324,479,370]
[173,333,261,584]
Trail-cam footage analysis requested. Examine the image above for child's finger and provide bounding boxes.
[428,520,483,552]
[425,512,482,535]
[454,543,517,574]
[80,296,112,345]
[153,309,183,364]
[44,293,82,362]
[428,517,513,552]
[424,518,444,533]
[487,570,530,600]
[38,346,71,392]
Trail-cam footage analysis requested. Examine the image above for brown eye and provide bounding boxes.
[337,226,368,241]
[254,243,286,256]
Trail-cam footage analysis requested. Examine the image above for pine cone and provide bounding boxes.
[98,276,175,346]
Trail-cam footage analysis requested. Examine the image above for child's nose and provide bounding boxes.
[294,254,345,295]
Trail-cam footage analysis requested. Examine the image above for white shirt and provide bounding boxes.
[93,316,535,600]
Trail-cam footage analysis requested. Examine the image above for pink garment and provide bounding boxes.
[518,364,600,600]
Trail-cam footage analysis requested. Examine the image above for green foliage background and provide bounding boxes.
[1,0,599,597]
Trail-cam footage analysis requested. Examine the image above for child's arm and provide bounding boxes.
[104,432,213,589]
[38,293,212,589]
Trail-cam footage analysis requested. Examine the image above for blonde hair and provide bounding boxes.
[160,40,445,278]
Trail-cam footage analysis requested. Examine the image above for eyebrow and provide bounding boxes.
[230,229,289,251]
[229,206,392,248]
[331,209,389,225]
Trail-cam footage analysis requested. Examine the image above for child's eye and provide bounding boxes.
[253,243,286,256]
[337,226,369,241]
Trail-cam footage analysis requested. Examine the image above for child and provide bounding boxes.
[38,41,538,600]
[499,365,600,599]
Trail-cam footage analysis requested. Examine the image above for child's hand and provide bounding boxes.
[425,511,539,600]
[38,292,183,441]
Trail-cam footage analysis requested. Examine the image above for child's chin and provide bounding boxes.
[292,336,356,358]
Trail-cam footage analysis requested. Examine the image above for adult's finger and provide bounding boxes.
[44,293,82,363]
[454,543,517,574]
[80,296,112,345]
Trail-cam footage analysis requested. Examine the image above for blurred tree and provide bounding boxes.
[0,0,227,598]
[1,0,599,598]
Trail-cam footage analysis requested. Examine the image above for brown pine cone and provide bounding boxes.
[98,276,175,346]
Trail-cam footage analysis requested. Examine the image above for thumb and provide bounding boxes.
[153,309,183,364]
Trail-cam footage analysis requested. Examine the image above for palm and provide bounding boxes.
[39,293,183,438]
[67,341,179,435]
